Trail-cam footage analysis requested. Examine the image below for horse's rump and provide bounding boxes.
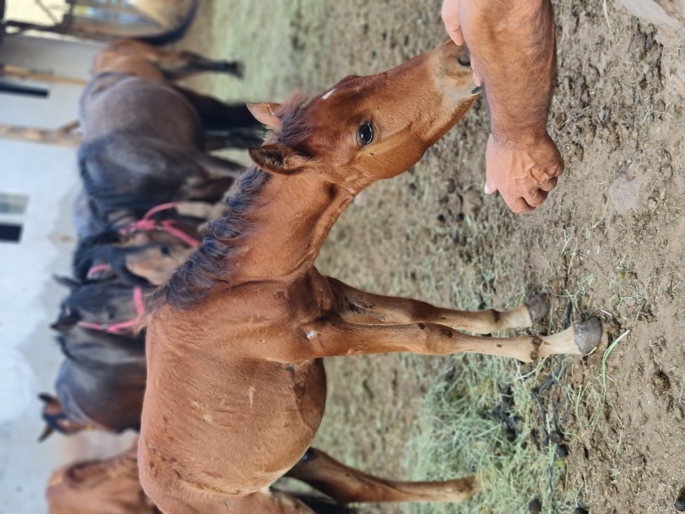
[79,72,203,145]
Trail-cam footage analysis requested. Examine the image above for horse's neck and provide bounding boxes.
[228,173,353,283]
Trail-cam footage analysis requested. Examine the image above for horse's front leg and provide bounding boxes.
[293,316,601,363]
[285,448,477,504]
[195,154,246,179]
[326,276,549,333]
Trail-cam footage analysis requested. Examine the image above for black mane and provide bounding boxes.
[163,95,312,309]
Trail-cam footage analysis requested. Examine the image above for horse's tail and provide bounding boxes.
[135,0,199,46]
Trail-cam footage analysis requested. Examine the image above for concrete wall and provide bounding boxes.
[0,35,135,513]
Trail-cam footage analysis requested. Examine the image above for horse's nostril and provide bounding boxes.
[458,56,471,67]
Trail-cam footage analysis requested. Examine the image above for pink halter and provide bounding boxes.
[118,202,201,249]
[77,286,146,334]
[86,263,112,279]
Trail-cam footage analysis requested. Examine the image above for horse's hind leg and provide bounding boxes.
[173,87,261,132]
[200,491,316,514]
[173,87,265,149]
[104,40,243,80]
[327,276,549,334]
[286,448,478,504]
[176,51,244,79]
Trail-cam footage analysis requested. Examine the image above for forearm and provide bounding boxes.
[461,0,556,143]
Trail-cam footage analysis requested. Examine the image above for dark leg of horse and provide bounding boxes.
[285,448,478,504]
[178,176,235,203]
[195,154,246,179]
[163,52,243,80]
[204,132,265,151]
[173,87,265,149]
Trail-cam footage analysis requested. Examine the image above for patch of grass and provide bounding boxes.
[403,354,580,514]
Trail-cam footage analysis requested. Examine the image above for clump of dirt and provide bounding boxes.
[183,1,685,512]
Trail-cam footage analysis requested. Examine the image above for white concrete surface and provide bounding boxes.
[0,35,135,513]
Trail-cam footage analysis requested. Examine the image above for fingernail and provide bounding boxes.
[484,182,492,194]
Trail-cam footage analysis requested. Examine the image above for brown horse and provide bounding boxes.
[139,41,602,513]
[96,39,243,82]
[46,439,159,514]
[46,442,470,514]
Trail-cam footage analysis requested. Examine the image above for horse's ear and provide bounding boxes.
[38,424,55,443]
[38,393,59,406]
[53,275,81,291]
[51,312,80,332]
[246,102,282,131]
[249,144,309,176]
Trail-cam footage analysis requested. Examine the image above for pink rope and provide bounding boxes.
[118,202,201,249]
[86,263,111,279]
[77,286,145,335]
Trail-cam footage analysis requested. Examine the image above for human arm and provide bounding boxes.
[442,0,563,213]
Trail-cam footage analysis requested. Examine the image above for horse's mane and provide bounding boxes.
[163,95,312,310]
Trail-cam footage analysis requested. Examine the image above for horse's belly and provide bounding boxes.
[140,356,326,497]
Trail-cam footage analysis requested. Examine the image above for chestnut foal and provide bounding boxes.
[139,42,601,513]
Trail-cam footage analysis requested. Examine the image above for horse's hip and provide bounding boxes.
[80,72,203,146]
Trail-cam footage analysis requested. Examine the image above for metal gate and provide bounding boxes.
[2,0,189,42]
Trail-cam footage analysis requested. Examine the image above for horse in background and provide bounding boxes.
[39,278,149,440]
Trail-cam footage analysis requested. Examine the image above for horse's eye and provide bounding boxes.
[458,55,471,67]
[358,122,374,146]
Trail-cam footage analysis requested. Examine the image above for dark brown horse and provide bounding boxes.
[76,29,262,238]
[138,41,603,513]
[39,279,149,440]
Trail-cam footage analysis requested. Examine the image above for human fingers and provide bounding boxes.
[538,176,558,192]
[484,177,497,194]
[523,186,549,207]
[505,195,536,214]
[441,0,465,45]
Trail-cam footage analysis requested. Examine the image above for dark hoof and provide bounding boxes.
[528,499,542,513]
[227,61,244,79]
[525,293,549,325]
[574,317,602,354]
[675,487,685,511]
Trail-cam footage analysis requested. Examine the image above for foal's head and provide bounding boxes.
[74,232,195,286]
[247,41,479,192]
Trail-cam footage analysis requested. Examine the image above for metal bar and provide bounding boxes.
[1,65,87,86]
[0,123,82,148]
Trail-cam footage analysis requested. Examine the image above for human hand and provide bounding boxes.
[484,133,563,213]
[441,0,465,45]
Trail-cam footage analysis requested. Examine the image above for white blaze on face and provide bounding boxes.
[322,88,336,100]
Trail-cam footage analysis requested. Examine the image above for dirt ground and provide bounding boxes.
[181,1,685,513]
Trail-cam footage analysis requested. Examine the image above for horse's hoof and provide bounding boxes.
[574,317,602,354]
[525,293,550,325]
[228,61,244,79]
